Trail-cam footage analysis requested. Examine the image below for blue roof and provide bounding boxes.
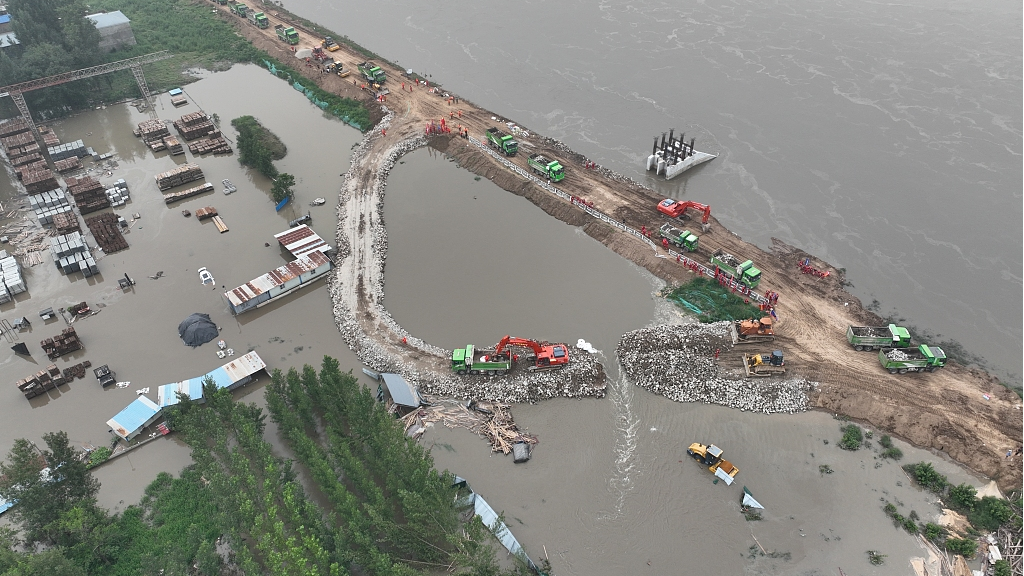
[157,378,205,408]
[0,15,11,24]
[85,11,130,29]
[107,396,160,439]
[168,88,183,96]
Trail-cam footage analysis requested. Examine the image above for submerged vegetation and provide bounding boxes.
[232,115,285,179]
[0,361,534,575]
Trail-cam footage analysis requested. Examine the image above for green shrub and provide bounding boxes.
[867,550,886,565]
[819,464,833,475]
[880,447,903,460]
[901,517,918,533]
[922,522,944,542]
[86,446,112,469]
[944,538,977,558]
[879,434,893,449]
[969,496,1013,531]
[839,425,863,451]
[993,559,1011,576]
[905,462,949,493]
[948,483,977,511]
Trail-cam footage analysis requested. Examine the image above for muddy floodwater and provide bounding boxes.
[0,65,987,574]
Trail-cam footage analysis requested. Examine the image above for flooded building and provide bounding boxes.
[156,351,267,408]
[274,224,332,259]
[224,251,332,314]
[106,396,161,441]
[85,11,136,52]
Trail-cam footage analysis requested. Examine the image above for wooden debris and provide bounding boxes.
[194,206,218,220]
[211,215,229,233]
[399,399,538,454]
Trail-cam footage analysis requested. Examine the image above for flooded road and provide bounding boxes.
[0,62,990,575]
[292,0,1022,384]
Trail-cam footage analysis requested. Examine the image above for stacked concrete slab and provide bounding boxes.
[66,176,111,214]
[188,136,233,155]
[50,231,98,276]
[1,255,25,296]
[47,139,87,161]
[28,188,73,226]
[155,163,203,190]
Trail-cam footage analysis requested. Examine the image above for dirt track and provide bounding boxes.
[214,4,1022,491]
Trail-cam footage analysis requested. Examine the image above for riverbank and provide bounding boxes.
[213,2,1021,491]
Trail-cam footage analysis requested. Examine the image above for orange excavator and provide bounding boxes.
[657,198,711,224]
[493,336,570,371]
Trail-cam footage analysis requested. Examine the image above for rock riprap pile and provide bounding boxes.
[617,322,809,413]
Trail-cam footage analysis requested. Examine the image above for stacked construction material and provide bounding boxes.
[61,360,91,381]
[47,139,87,161]
[66,176,110,214]
[53,157,82,172]
[0,254,26,298]
[28,188,72,226]
[8,142,41,163]
[194,206,218,220]
[16,162,49,180]
[53,211,80,235]
[22,169,59,194]
[41,327,82,359]
[164,182,214,205]
[85,213,129,254]
[37,126,60,147]
[50,231,98,276]
[0,118,31,139]
[173,112,215,141]
[135,119,169,143]
[1,131,35,151]
[11,153,42,167]
[163,135,183,155]
[16,364,66,399]
[188,136,232,155]
[155,163,203,190]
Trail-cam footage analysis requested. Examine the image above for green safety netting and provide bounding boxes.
[666,278,760,322]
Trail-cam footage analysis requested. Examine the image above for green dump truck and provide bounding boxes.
[658,223,699,252]
[247,11,269,28]
[451,345,511,376]
[847,324,911,351]
[527,153,564,182]
[231,2,248,17]
[710,248,761,289]
[358,61,386,84]
[486,127,518,156]
[275,24,299,45]
[878,344,946,374]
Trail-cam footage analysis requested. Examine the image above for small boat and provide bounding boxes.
[222,179,236,195]
[310,197,326,206]
[198,267,215,286]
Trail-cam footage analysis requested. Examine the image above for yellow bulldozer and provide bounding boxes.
[687,443,739,484]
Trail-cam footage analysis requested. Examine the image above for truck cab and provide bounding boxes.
[737,260,761,288]
[658,223,698,251]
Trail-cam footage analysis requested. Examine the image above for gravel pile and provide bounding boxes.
[617,322,809,414]
[329,107,605,404]
[885,349,909,361]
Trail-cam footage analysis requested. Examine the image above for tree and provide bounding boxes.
[949,483,977,511]
[0,432,100,546]
[271,173,295,203]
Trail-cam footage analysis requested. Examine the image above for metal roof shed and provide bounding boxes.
[107,396,161,440]
[380,373,422,408]
[274,225,331,259]
[156,378,205,408]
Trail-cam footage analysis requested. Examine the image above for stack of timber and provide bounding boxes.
[170,93,188,107]
[164,182,214,205]
[53,157,82,173]
[155,163,204,191]
[16,364,66,399]
[135,119,169,143]
[41,327,82,359]
[47,140,86,161]
[22,170,59,195]
[194,207,218,220]
[62,361,91,381]
[211,215,229,233]
[8,143,41,162]
[1,131,35,151]
[16,162,49,180]
[0,118,31,139]
[11,153,42,167]
[29,188,73,226]
[66,176,110,214]
[84,213,128,253]
[147,139,166,152]
[187,136,232,155]
[173,112,216,141]
[37,126,60,147]
[52,211,80,235]
[163,135,183,155]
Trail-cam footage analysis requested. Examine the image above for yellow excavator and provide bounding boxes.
[687,443,739,483]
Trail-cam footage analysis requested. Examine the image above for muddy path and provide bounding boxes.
[215,3,1021,491]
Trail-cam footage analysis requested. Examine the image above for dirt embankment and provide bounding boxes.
[216,5,1021,491]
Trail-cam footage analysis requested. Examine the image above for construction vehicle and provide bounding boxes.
[322,36,340,51]
[493,335,570,371]
[527,153,565,182]
[451,345,512,376]
[743,350,785,377]
[485,127,518,156]
[93,365,116,388]
[323,60,341,74]
[311,47,330,63]
[847,324,911,351]
[710,248,761,289]
[275,24,299,45]
[247,11,269,28]
[732,317,775,345]
[231,2,248,17]
[878,345,946,374]
[657,223,698,252]
[358,61,386,84]
[656,198,711,226]
[687,443,739,483]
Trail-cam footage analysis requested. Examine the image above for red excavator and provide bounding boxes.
[493,336,570,371]
[657,198,711,224]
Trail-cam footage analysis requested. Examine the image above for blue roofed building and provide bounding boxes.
[156,377,205,409]
[156,351,266,408]
[106,396,161,441]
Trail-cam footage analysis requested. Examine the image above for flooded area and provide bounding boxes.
[0,62,994,575]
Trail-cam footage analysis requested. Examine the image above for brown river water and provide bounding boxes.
[0,66,984,574]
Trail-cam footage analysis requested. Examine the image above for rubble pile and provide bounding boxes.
[886,349,910,361]
[618,323,809,414]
